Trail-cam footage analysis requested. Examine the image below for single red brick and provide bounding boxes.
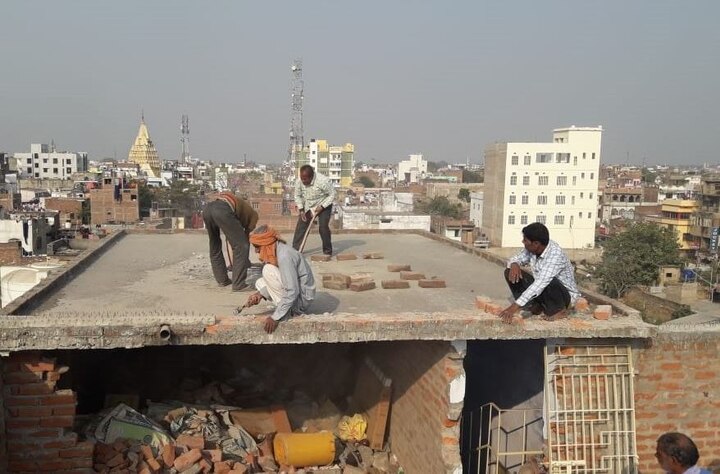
[176,434,204,450]
[5,395,40,407]
[40,415,74,428]
[349,281,376,291]
[400,271,426,280]
[12,406,54,418]
[24,428,64,438]
[11,381,56,396]
[42,432,78,449]
[381,280,410,289]
[3,371,44,384]
[7,417,39,429]
[475,296,491,310]
[40,390,76,406]
[174,448,203,471]
[161,444,176,467]
[146,456,162,472]
[323,280,348,290]
[140,444,155,461]
[387,264,411,272]
[593,305,612,320]
[336,253,357,261]
[22,359,56,373]
[58,441,95,458]
[418,279,446,288]
[310,254,331,262]
[8,460,37,471]
[52,405,76,416]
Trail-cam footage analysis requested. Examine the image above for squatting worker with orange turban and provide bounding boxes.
[246,225,316,333]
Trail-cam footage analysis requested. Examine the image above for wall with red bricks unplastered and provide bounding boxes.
[633,331,720,473]
[1,351,94,473]
[363,340,464,474]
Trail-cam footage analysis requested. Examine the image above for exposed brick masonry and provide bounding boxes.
[366,341,463,474]
[633,332,720,473]
[1,351,92,473]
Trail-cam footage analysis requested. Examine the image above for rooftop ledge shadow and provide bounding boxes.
[0,229,657,351]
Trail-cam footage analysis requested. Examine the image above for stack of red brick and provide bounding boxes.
[2,352,94,473]
[93,437,253,473]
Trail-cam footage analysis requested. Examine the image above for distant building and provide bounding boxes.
[87,177,139,225]
[599,187,659,223]
[14,144,88,180]
[643,199,699,256]
[689,176,720,254]
[128,118,161,178]
[398,154,427,184]
[483,126,602,249]
[470,192,484,228]
[296,139,354,187]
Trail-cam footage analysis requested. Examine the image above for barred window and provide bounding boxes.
[554,215,565,225]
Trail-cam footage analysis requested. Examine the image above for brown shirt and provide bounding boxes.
[214,192,259,232]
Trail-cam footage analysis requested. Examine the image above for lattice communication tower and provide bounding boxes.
[180,114,190,164]
[288,59,304,166]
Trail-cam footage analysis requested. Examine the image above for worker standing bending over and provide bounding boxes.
[245,225,316,334]
[203,191,258,291]
[292,165,336,255]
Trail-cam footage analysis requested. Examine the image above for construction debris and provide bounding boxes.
[86,362,400,473]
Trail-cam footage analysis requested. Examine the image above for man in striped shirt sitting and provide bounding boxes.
[499,222,581,323]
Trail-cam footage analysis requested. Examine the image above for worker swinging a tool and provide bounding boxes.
[292,165,336,255]
[243,225,316,334]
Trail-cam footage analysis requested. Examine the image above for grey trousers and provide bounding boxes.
[202,200,250,290]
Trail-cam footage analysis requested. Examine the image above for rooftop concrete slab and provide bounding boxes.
[0,232,657,351]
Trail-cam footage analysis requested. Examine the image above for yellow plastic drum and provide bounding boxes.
[273,431,336,467]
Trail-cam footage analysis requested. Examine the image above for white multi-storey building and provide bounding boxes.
[14,144,88,180]
[397,154,427,184]
[483,126,602,249]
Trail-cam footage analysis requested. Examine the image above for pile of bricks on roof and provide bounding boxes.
[320,261,447,292]
[475,295,614,321]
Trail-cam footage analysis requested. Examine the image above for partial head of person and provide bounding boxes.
[656,432,701,474]
[521,222,550,255]
[299,165,315,186]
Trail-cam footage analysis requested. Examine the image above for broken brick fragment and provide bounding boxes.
[475,295,492,310]
[574,297,589,312]
[176,434,204,450]
[362,252,384,259]
[174,448,203,472]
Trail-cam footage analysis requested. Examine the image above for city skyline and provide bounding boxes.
[1,1,718,166]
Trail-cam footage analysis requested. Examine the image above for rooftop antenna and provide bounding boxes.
[180,114,191,164]
[288,59,304,167]
[243,153,247,167]
[51,139,56,153]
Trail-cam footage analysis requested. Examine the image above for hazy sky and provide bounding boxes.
[1,1,718,165]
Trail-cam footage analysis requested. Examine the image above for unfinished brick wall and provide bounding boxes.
[363,341,463,474]
[633,332,720,473]
[0,241,23,265]
[1,351,93,473]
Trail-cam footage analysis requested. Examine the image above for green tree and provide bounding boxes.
[137,182,153,217]
[357,176,376,188]
[153,180,204,215]
[641,168,658,184]
[457,188,471,203]
[416,196,462,219]
[462,169,484,183]
[595,222,681,298]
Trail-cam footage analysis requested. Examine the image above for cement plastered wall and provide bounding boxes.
[633,328,720,473]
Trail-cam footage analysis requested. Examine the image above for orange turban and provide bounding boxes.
[249,225,282,266]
